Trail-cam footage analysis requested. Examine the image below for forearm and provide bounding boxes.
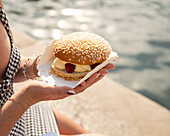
[0,87,31,135]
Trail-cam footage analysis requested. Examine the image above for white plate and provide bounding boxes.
[37,41,118,88]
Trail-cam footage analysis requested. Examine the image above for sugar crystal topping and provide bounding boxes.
[53,32,112,64]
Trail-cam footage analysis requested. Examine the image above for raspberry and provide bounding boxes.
[65,63,75,73]
[90,63,100,70]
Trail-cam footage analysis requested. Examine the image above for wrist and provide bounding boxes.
[9,86,32,112]
[23,83,42,105]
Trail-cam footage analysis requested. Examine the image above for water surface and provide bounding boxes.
[3,0,170,109]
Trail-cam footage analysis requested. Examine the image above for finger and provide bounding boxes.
[33,55,41,77]
[53,86,75,96]
[104,63,116,70]
[95,75,105,83]
[86,73,100,86]
[74,86,85,94]
[35,55,41,65]
[74,73,100,93]
[80,81,86,86]
[97,69,108,75]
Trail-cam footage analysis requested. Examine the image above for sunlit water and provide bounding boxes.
[3,0,170,109]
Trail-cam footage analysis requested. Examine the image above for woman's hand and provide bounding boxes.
[23,55,41,80]
[23,80,76,106]
[74,63,116,94]
[24,63,115,106]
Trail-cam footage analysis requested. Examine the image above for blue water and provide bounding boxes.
[3,0,170,109]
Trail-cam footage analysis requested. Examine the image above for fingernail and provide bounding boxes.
[67,90,76,95]
[81,82,86,86]
[96,73,100,78]
[100,75,105,79]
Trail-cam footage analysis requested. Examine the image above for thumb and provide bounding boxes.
[56,86,76,96]
[33,55,41,77]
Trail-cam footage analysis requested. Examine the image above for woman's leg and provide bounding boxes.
[52,108,87,135]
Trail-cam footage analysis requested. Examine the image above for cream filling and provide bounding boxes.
[52,57,91,72]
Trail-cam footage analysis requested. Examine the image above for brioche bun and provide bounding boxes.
[51,32,112,81]
[53,32,112,65]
